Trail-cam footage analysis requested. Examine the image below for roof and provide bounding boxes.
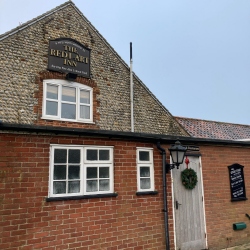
[175,116,250,140]
[0,1,187,136]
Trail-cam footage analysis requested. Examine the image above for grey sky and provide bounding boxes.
[1,0,250,124]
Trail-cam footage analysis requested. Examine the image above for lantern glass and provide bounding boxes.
[169,141,187,166]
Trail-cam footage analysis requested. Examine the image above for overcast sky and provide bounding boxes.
[1,0,250,124]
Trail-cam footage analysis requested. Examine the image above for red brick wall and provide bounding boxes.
[0,132,173,250]
[200,145,250,249]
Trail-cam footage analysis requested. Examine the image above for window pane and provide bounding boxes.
[99,180,110,191]
[62,86,76,102]
[46,101,58,116]
[86,180,98,192]
[61,103,76,119]
[80,90,90,104]
[87,149,98,160]
[99,150,109,161]
[87,167,97,179]
[140,167,150,177]
[54,149,67,163]
[68,165,80,179]
[80,106,90,119]
[99,167,109,178]
[68,150,80,163]
[53,181,66,194]
[47,84,58,100]
[140,178,151,189]
[54,165,66,180]
[68,181,80,193]
[139,151,150,161]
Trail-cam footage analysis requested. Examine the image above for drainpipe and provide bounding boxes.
[157,141,170,250]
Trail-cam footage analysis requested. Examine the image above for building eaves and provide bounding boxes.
[1,122,250,148]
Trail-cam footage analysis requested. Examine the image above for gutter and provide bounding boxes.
[157,142,170,250]
[1,123,250,147]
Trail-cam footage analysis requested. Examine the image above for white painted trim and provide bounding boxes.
[48,145,114,198]
[42,79,93,123]
[136,148,155,192]
[199,156,208,249]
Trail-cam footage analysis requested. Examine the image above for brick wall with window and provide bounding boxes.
[0,131,176,250]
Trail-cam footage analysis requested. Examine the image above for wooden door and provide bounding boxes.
[172,156,207,250]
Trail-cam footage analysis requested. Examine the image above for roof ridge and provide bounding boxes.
[0,1,72,40]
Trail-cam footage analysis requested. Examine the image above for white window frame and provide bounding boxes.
[49,145,114,198]
[83,146,114,195]
[42,79,93,123]
[136,147,154,192]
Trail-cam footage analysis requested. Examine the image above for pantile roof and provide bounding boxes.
[175,117,250,140]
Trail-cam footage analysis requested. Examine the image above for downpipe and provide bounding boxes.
[157,142,170,250]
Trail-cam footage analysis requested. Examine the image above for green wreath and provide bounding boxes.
[181,168,198,190]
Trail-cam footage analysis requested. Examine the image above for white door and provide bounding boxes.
[172,156,207,250]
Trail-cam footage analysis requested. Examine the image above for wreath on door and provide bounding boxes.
[181,168,198,190]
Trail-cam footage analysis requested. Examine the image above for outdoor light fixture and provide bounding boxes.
[166,141,187,171]
[66,73,77,81]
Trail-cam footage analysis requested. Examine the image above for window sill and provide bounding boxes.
[136,191,158,196]
[46,193,118,202]
[41,116,95,124]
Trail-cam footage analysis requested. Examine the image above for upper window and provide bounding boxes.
[49,145,114,198]
[43,79,93,123]
[136,148,154,192]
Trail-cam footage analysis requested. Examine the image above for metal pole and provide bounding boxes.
[130,42,134,132]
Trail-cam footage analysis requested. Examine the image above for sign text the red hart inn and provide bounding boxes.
[48,38,90,78]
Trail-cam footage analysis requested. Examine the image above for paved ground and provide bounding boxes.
[221,243,250,250]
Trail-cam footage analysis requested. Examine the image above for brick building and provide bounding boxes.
[0,1,250,250]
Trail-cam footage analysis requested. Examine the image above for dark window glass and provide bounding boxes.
[140,167,150,177]
[87,149,98,160]
[99,150,109,160]
[99,167,109,178]
[54,165,66,180]
[99,180,109,191]
[87,167,97,179]
[87,180,97,192]
[68,149,80,163]
[53,181,66,194]
[139,151,150,161]
[68,165,80,179]
[140,178,151,189]
[68,181,80,193]
[54,149,67,163]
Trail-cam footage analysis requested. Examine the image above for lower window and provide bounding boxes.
[49,145,114,197]
[136,148,154,192]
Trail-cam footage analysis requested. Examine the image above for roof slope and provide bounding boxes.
[175,117,250,140]
[0,1,188,136]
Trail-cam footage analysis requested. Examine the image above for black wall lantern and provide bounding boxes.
[166,141,187,172]
[66,73,78,81]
